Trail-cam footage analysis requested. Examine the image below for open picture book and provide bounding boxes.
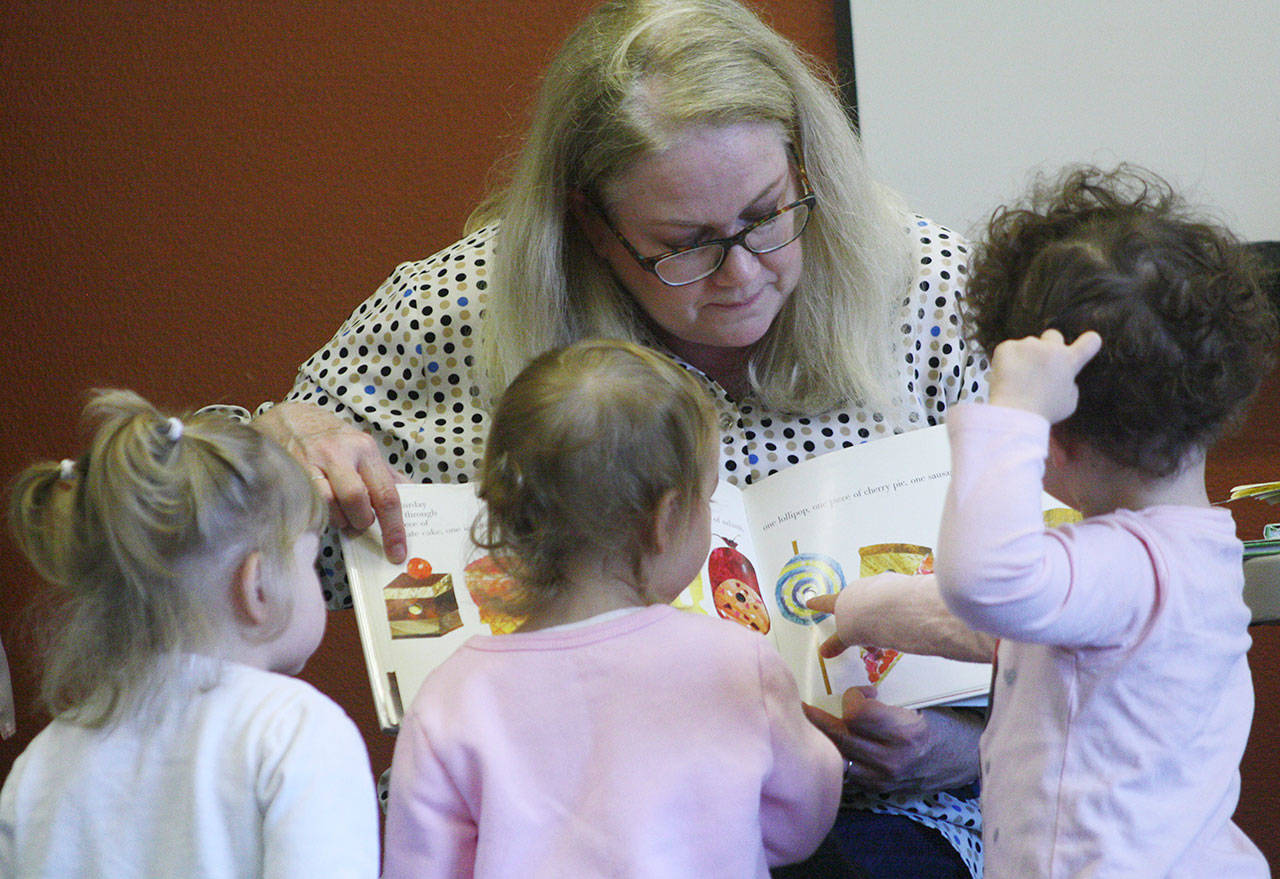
[342,423,1074,732]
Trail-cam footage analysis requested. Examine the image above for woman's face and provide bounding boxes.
[586,122,805,362]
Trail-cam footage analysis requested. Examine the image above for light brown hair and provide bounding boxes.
[474,340,717,614]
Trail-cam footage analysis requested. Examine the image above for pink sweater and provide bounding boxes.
[382,604,842,878]
[936,404,1266,878]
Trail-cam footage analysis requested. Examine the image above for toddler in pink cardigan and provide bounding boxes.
[382,339,843,878]
[816,165,1275,877]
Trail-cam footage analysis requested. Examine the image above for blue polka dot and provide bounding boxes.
[931,326,941,336]
[428,362,439,373]
[364,385,375,394]
[917,220,928,226]
[416,344,422,354]
[458,297,468,307]
[748,454,759,465]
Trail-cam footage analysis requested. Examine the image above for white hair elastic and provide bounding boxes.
[58,459,76,481]
[166,417,184,442]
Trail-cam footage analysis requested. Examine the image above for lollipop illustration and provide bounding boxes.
[774,551,846,625]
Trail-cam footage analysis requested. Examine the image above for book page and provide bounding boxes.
[671,426,996,713]
[343,484,492,731]
[739,426,988,713]
[345,428,1070,728]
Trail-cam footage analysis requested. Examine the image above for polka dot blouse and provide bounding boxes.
[258,213,988,877]
[279,214,985,605]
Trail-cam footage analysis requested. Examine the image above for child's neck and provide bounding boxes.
[1065,449,1210,517]
[517,558,656,633]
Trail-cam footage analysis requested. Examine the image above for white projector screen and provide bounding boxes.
[849,1,1280,242]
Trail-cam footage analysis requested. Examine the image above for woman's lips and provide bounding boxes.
[705,289,764,310]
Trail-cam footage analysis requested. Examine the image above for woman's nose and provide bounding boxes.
[712,242,761,286]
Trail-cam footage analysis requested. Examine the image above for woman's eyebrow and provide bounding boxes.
[643,175,789,233]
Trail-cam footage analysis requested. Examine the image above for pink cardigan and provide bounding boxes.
[936,404,1266,878]
[383,604,842,878]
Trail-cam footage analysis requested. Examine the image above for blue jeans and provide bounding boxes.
[831,810,970,879]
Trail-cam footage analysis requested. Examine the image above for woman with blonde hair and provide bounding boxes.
[245,0,987,874]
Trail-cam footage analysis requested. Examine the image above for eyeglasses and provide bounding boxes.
[591,163,817,287]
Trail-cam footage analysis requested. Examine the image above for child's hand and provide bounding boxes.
[806,593,848,658]
[807,573,914,659]
[988,329,1102,423]
[808,572,997,663]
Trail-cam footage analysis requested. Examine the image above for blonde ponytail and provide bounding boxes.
[8,389,325,726]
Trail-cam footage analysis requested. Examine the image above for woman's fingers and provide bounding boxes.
[357,453,408,563]
[254,402,407,562]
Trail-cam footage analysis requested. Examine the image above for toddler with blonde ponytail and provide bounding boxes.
[1,389,378,878]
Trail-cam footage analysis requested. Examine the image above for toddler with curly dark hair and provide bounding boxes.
[934,165,1275,877]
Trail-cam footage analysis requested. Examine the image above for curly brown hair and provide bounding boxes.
[966,165,1278,476]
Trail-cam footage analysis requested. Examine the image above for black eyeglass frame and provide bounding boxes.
[590,159,817,287]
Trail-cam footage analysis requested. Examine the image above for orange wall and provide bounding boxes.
[2,0,1276,863]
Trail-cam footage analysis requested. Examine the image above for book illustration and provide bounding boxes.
[383,558,463,639]
[707,536,769,633]
[463,555,525,635]
[854,543,934,685]
[774,549,844,625]
[1044,507,1083,527]
[858,542,932,577]
[771,541,843,695]
[712,579,770,632]
[670,570,711,616]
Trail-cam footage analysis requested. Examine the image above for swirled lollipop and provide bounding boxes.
[775,553,845,625]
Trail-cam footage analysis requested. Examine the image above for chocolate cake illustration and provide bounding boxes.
[383,567,462,639]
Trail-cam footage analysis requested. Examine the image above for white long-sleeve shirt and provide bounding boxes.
[0,657,379,879]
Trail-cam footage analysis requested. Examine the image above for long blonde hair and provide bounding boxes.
[472,0,910,414]
[8,390,325,726]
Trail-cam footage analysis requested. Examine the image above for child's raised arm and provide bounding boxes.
[987,329,1102,422]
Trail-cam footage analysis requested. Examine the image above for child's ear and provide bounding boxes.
[1048,425,1079,467]
[567,189,611,260]
[231,550,272,627]
[649,488,684,555]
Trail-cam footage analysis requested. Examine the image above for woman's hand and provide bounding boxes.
[803,688,982,793]
[254,402,408,563]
